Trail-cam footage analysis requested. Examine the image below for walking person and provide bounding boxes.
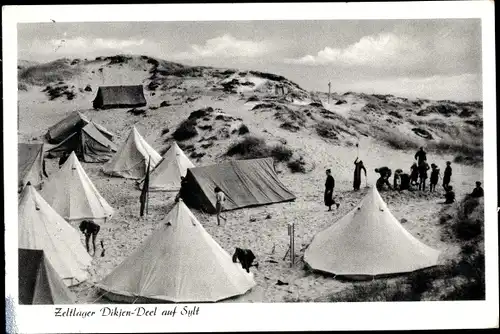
[324,169,339,211]
[215,186,227,226]
[429,163,440,192]
[353,157,367,191]
[418,161,430,191]
[443,161,452,191]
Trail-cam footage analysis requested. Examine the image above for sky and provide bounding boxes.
[18,19,482,101]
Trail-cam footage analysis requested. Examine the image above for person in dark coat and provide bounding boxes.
[470,181,484,198]
[429,163,440,192]
[79,220,101,255]
[324,169,339,211]
[410,162,419,186]
[353,158,367,191]
[400,172,411,190]
[443,161,452,191]
[415,147,427,165]
[444,186,456,204]
[418,161,430,191]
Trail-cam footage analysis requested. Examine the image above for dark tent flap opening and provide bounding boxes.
[18,249,75,305]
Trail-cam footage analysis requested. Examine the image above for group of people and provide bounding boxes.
[323,146,484,210]
[372,147,458,204]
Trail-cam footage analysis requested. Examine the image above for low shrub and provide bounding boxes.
[226,136,269,159]
[18,82,28,91]
[287,157,306,173]
[172,119,198,141]
[189,107,214,120]
[315,121,339,140]
[161,127,170,136]
[238,124,250,135]
[271,145,293,162]
[280,121,300,132]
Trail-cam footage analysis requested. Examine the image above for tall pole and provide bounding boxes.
[328,81,331,104]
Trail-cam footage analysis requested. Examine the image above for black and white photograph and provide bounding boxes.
[4,2,498,332]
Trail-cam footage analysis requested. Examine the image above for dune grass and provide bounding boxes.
[18,59,82,86]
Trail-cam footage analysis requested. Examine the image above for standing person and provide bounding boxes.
[79,220,101,255]
[429,163,440,192]
[410,162,419,187]
[324,169,339,211]
[353,157,367,191]
[443,161,452,191]
[215,186,227,226]
[415,147,427,165]
[418,161,430,191]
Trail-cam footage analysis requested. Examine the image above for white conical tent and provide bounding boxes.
[139,142,195,191]
[18,185,92,286]
[304,187,441,277]
[40,152,114,224]
[103,126,161,179]
[97,200,256,303]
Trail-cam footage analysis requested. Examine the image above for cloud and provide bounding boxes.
[172,34,270,61]
[285,33,425,69]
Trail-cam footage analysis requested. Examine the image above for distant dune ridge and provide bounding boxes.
[17,54,484,303]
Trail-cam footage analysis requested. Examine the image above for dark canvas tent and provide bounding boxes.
[181,158,296,213]
[93,85,147,109]
[46,122,118,163]
[18,143,45,190]
[45,111,115,144]
[18,249,76,305]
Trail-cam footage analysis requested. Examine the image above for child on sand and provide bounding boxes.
[430,163,440,192]
[215,186,227,226]
[443,161,452,191]
[444,186,456,204]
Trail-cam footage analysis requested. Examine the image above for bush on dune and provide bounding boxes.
[172,119,198,141]
[226,135,306,173]
[18,59,81,86]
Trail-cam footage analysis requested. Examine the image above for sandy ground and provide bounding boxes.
[18,75,482,304]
